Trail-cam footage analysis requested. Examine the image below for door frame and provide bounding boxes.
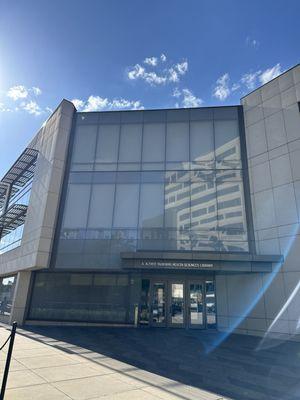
[167,280,185,328]
[141,274,215,330]
[150,280,167,328]
[186,279,206,330]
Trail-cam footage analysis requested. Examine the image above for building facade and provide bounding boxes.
[0,65,299,339]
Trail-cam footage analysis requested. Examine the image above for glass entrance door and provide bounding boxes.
[143,277,216,329]
[188,282,205,329]
[151,282,167,326]
[168,282,185,327]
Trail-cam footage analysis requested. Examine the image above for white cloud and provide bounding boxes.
[71,98,85,110]
[213,73,230,101]
[259,63,282,85]
[168,68,179,83]
[128,64,146,80]
[176,61,188,75]
[173,88,203,108]
[32,86,42,96]
[241,71,261,90]
[83,96,109,111]
[22,101,42,116]
[231,83,240,91]
[144,72,167,85]
[236,63,283,93]
[181,88,203,108]
[128,63,167,85]
[172,87,181,98]
[110,99,143,110]
[144,57,158,66]
[72,95,144,112]
[7,85,29,100]
[0,102,12,112]
[127,56,188,86]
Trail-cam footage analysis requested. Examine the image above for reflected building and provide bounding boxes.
[0,65,300,338]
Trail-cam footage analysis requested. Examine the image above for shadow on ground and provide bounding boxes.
[22,326,300,400]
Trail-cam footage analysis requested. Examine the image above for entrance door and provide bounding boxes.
[168,281,185,328]
[188,281,205,329]
[151,282,167,327]
[141,277,215,329]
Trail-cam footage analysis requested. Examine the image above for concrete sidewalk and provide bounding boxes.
[0,325,226,400]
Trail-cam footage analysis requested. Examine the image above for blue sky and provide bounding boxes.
[0,0,299,176]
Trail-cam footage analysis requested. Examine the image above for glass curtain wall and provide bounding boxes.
[55,107,249,269]
[28,272,139,323]
[0,181,32,254]
[0,275,17,322]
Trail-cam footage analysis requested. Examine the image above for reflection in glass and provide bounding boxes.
[56,107,250,270]
[0,180,32,255]
[215,120,241,169]
[0,276,16,321]
[166,122,189,162]
[118,124,142,163]
[190,121,214,162]
[63,184,91,229]
[96,125,119,163]
[164,170,190,250]
[29,272,130,323]
[139,279,150,325]
[113,184,139,228]
[72,125,97,164]
[206,280,216,328]
[88,184,115,228]
[152,283,166,324]
[142,123,165,162]
[171,283,184,324]
[189,283,203,326]
[139,184,164,228]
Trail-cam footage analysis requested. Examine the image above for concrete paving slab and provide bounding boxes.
[5,383,71,399]
[0,358,27,372]
[6,369,46,389]
[17,353,79,369]
[33,362,109,382]
[52,375,137,400]
[93,388,173,399]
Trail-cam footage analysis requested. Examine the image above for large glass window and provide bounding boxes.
[118,124,142,163]
[88,184,115,228]
[72,125,97,164]
[139,183,164,228]
[142,123,165,163]
[113,184,139,228]
[166,122,189,162]
[28,272,136,323]
[190,121,214,163]
[214,120,241,168]
[63,184,91,229]
[190,170,218,251]
[55,107,248,270]
[96,125,119,163]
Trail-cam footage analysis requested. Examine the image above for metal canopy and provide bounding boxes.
[1,147,38,187]
[0,148,38,208]
[0,183,9,211]
[121,251,284,273]
[0,204,28,237]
